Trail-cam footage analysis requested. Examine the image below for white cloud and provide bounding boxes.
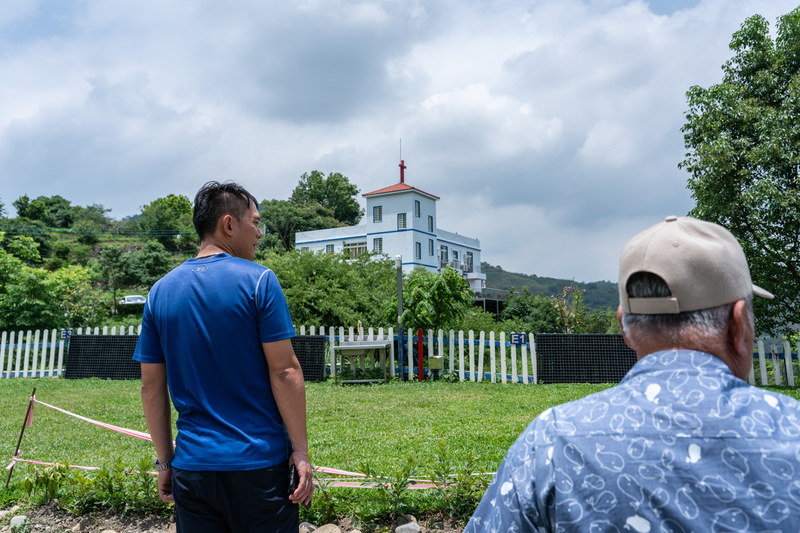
[0,0,797,282]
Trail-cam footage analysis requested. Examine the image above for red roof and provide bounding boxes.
[362,182,440,199]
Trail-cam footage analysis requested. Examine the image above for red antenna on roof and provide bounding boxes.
[399,159,406,183]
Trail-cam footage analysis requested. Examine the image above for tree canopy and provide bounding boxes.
[680,8,800,336]
[291,171,364,226]
[259,200,341,252]
[138,194,196,248]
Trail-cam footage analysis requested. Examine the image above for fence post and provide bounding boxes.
[102,326,108,335]
[521,340,528,384]
[7,332,16,379]
[748,353,755,385]
[772,343,782,386]
[300,326,306,336]
[5,386,36,489]
[48,329,57,378]
[477,331,485,383]
[15,330,24,379]
[437,330,444,371]
[56,336,65,378]
[449,329,455,374]
[458,330,465,382]
[32,330,41,378]
[407,328,414,381]
[23,331,32,378]
[784,341,794,387]
[511,335,518,384]
[499,332,507,384]
[490,332,496,384]
[530,332,537,385]
[757,340,767,386]
[469,330,475,382]
[0,331,6,379]
[137,325,142,334]
[388,327,395,379]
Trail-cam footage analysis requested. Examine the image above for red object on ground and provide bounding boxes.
[418,328,424,382]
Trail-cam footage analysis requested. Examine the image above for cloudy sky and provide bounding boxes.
[0,0,796,282]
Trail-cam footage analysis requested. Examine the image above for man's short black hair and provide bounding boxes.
[193,181,258,241]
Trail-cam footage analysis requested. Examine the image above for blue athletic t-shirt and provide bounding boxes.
[133,253,296,471]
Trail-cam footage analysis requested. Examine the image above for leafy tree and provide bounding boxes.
[73,203,112,227]
[258,249,395,327]
[259,200,341,252]
[98,245,130,311]
[12,194,74,228]
[73,219,102,245]
[6,235,41,264]
[501,287,560,334]
[0,196,5,219]
[680,8,800,336]
[384,267,474,332]
[126,241,173,289]
[139,194,195,248]
[291,171,364,226]
[2,218,53,259]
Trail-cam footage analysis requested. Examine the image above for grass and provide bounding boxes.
[2,377,799,523]
[0,379,610,476]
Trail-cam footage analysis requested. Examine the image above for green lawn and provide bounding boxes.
[0,378,610,480]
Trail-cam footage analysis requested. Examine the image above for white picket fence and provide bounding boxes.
[1,326,796,387]
[299,326,539,384]
[0,326,142,379]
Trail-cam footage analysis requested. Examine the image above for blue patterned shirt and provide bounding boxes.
[466,350,800,533]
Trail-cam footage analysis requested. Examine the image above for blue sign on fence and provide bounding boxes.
[59,328,73,340]
[510,333,526,345]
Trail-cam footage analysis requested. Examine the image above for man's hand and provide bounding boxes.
[158,468,175,503]
[288,451,313,506]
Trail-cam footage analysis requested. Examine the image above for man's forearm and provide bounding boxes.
[270,366,308,452]
[141,365,174,462]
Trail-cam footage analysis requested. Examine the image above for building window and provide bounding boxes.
[344,242,367,259]
[428,215,433,232]
[373,238,382,253]
[415,200,420,218]
[465,252,473,273]
[415,242,421,260]
[326,244,334,254]
[374,206,382,223]
[453,250,459,262]
[440,245,448,267]
[398,213,407,229]
[428,239,434,255]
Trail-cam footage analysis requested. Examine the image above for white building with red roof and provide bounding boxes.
[294,161,487,292]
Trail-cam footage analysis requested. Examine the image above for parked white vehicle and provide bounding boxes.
[119,295,146,305]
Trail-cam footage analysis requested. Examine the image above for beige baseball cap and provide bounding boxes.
[619,216,773,314]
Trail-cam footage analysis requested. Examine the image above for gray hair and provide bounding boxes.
[621,272,752,348]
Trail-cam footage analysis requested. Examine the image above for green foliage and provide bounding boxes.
[259,249,395,327]
[99,242,173,311]
[259,199,341,252]
[74,219,102,245]
[428,441,487,521]
[359,455,418,520]
[72,244,92,266]
[681,8,800,336]
[2,218,53,259]
[13,195,75,228]
[0,195,5,219]
[501,287,560,334]
[482,263,619,309]
[582,307,622,334]
[385,268,473,332]
[21,462,70,503]
[72,203,112,227]
[6,235,41,264]
[291,170,364,226]
[139,194,196,249]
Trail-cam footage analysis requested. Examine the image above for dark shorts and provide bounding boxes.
[172,461,299,533]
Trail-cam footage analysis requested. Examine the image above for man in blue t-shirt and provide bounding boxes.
[134,181,312,532]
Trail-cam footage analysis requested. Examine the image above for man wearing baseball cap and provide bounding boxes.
[465,216,800,532]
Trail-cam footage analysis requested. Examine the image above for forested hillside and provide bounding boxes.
[483,263,619,309]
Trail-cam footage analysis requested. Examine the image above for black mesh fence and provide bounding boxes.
[65,335,141,380]
[291,335,326,382]
[535,334,637,384]
[64,334,327,382]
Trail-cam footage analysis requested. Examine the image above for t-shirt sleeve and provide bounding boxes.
[133,294,165,364]
[256,269,296,343]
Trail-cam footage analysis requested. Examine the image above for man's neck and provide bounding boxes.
[197,239,234,259]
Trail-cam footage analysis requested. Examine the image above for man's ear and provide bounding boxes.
[618,306,635,350]
[218,214,235,238]
[728,299,751,359]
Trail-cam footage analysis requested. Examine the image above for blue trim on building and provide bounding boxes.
[366,228,437,238]
[401,261,438,268]
[436,238,481,251]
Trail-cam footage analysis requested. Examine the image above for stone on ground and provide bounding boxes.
[9,516,27,527]
[314,524,342,533]
[395,522,421,533]
[300,522,318,533]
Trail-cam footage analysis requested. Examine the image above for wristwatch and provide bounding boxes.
[154,458,172,471]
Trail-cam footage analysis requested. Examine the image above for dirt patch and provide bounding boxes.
[7,501,171,532]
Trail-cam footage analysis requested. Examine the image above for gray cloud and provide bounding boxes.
[0,0,797,282]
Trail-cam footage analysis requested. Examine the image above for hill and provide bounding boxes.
[483,263,619,309]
